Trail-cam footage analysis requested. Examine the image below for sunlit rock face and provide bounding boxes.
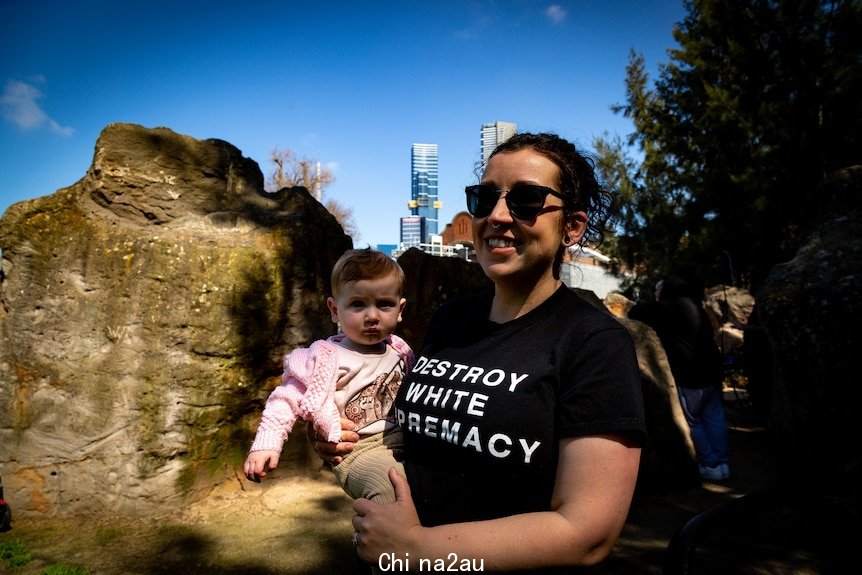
[0,123,351,516]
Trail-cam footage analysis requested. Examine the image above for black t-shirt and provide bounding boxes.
[392,286,646,527]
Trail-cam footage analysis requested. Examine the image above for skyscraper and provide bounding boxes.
[481,121,517,166]
[408,143,440,243]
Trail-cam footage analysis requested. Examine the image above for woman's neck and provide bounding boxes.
[489,276,561,323]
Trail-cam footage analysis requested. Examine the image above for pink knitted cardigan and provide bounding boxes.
[249,334,413,451]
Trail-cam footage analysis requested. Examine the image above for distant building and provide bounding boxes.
[440,211,475,260]
[481,121,517,166]
[399,216,425,249]
[394,211,474,261]
[408,143,440,243]
[376,244,397,258]
[561,246,631,298]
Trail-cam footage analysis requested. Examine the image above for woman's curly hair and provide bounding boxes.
[488,132,613,248]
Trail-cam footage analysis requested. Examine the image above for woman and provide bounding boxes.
[319,133,646,572]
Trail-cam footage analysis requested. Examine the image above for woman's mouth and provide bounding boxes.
[488,237,515,249]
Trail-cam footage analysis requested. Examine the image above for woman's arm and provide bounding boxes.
[352,433,641,571]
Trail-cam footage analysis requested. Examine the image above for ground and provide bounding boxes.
[0,392,848,574]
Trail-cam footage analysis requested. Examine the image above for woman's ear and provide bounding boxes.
[562,210,588,247]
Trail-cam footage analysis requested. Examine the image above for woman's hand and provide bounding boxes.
[307,417,360,465]
[352,468,424,565]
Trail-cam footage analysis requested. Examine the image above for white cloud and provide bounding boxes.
[545,4,567,25]
[0,78,74,137]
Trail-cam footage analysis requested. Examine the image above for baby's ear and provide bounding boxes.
[326,297,339,323]
[397,297,407,322]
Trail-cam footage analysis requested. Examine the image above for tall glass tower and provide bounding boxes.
[408,143,440,243]
[481,121,517,166]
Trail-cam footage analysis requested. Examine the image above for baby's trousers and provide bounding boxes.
[331,427,404,504]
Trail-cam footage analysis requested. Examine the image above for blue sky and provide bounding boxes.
[1,0,685,248]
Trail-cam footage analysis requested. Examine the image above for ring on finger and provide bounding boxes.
[352,531,360,547]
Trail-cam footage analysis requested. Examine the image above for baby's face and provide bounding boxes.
[327,275,406,350]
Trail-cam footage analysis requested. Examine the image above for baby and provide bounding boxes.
[244,248,412,504]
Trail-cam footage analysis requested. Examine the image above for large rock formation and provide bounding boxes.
[0,123,351,516]
[704,285,755,356]
[756,165,862,498]
[395,247,492,352]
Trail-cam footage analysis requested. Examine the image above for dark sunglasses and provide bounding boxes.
[465,183,567,220]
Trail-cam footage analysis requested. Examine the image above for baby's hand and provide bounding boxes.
[244,450,280,482]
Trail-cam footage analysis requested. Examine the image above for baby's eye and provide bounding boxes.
[349,300,366,308]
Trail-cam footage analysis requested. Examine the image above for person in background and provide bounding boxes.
[245,248,413,505]
[630,275,730,481]
[317,133,646,573]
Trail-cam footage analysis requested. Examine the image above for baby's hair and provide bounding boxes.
[331,248,405,297]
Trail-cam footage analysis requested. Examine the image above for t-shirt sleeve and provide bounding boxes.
[556,325,647,442]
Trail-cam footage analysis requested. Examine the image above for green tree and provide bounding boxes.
[599,0,862,292]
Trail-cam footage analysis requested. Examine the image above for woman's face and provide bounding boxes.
[472,149,585,288]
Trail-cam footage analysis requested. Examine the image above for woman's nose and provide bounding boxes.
[488,192,512,224]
